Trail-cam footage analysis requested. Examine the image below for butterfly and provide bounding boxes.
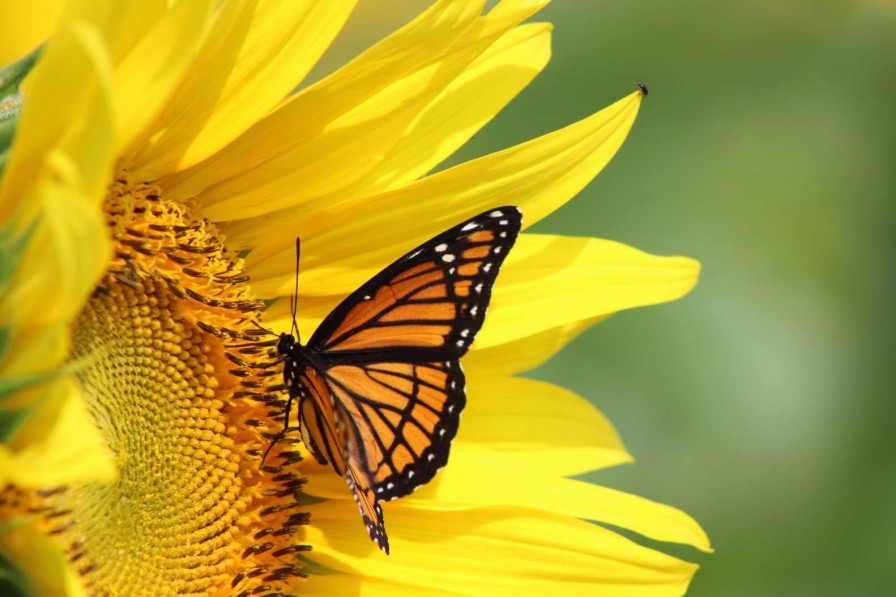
[273,206,522,554]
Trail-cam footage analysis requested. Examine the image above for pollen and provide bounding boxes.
[3,178,308,595]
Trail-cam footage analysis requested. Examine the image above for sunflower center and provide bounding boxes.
[28,179,309,595]
[69,277,242,593]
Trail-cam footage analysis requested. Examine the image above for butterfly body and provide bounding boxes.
[275,207,522,554]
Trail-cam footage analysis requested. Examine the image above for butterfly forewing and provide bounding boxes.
[282,207,521,554]
[308,208,521,357]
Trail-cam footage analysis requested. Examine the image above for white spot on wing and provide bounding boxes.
[483,263,492,272]
[499,219,508,225]
[461,222,478,231]
[435,243,448,252]
[490,210,504,217]
[442,253,455,263]
[493,246,502,254]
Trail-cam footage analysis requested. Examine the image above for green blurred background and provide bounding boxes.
[320,1,896,595]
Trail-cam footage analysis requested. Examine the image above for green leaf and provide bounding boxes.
[0,47,40,103]
[0,372,53,403]
[0,404,33,444]
[0,547,30,597]
[0,325,10,365]
[0,46,40,177]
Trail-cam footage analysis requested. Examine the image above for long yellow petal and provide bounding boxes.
[0,0,65,64]
[59,0,166,65]
[411,447,711,551]
[130,0,358,179]
[234,91,642,299]
[300,443,707,551]
[0,27,112,380]
[477,233,701,348]
[320,21,553,199]
[464,318,596,374]
[304,501,699,596]
[35,1,198,156]
[0,377,115,488]
[297,574,457,597]
[0,20,114,217]
[461,375,630,475]
[113,0,215,162]
[1,180,109,377]
[163,0,548,215]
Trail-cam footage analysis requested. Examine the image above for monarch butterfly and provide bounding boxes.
[274,206,521,554]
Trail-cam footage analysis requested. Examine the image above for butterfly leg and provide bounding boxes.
[261,384,299,465]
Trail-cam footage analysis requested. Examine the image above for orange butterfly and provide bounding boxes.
[275,207,521,553]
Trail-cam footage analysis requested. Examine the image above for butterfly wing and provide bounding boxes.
[296,365,345,472]
[325,360,464,499]
[308,207,521,356]
[300,207,521,552]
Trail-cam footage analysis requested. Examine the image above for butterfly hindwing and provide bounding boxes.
[297,366,345,472]
[325,359,464,500]
[280,207,521,553]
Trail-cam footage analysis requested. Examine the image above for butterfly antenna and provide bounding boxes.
[290,237,301,339]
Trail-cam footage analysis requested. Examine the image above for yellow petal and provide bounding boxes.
[0,20,115,217]
[460,375,630,475]
[407,446,711,551]
[0,377,115,488]
[476,233,701,348]
[320,21,553,199]
[59,0,167,64]
[0,0,65,65]
[164,0,548,215]
[29,1,196,159]
[464,318,597,374]
[112,0,215,161]
[1,180,109,377]
[0,519,87,597]
[234,90,643,299]
[304,501,699,596]
[301,442,706,551]
[130,0,358,178]
[297,574,457,597]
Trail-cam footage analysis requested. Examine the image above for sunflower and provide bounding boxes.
[0,1,709,595]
